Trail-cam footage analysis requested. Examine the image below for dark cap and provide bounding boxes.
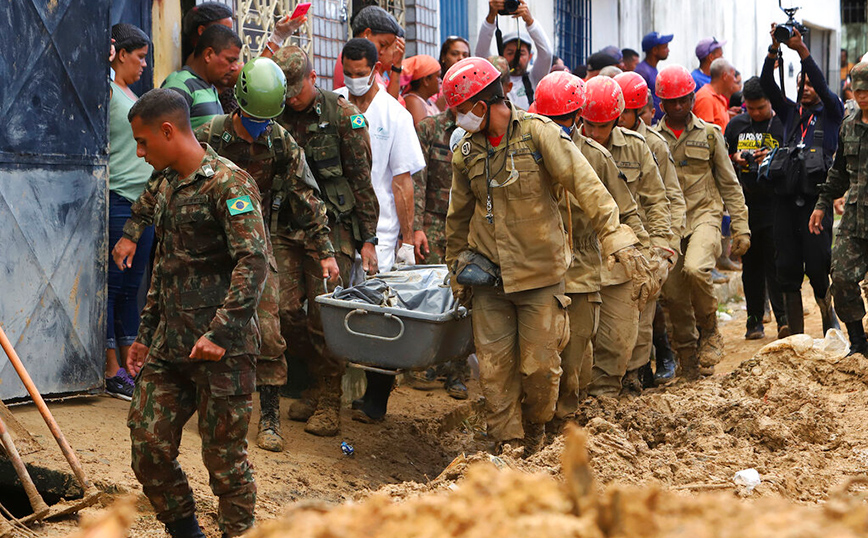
[695,37,726,60]
[272,45,310,99]
[600,45,623,62]
[587,52,619,71]
[641,31,674,52]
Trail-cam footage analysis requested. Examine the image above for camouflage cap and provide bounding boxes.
[272,45,311,99]
[851,62,868,91]
[487,55,511,85]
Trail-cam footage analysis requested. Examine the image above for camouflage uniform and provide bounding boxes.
[414,109,457,264]
[816,108,868,324]
[195,113,334,387]
[275,81,377,390]
[127,146,267,536]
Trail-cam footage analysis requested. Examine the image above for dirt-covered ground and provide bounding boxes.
[6,282,868,537]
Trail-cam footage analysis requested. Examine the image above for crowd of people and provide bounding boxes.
[99,1,868,537]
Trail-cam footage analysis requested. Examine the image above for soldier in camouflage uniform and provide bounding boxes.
[118,59,338,453]
[272,46,379,436]
[810,62,868,356]
[123,88,267,538]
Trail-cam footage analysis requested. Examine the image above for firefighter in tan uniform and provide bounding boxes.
[615,72,686,386]
[531,72,650,418]
[442,58,652,454]
[653,65,750,378]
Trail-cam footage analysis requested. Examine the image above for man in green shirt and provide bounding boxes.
[162,24,241,128]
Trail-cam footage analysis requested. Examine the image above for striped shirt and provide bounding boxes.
[161,66,223,128]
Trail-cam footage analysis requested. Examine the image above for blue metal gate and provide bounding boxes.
[440,0,469,41]
[0,0,110,400]
[555,0,591,73]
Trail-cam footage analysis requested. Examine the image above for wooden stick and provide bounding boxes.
[0,414,49,519]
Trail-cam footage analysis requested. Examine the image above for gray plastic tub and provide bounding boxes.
[315,294,473,372]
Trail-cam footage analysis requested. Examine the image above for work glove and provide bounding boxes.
[649,246,677,295]
[608,245,656,311]
[267,14,303,47]
[731,233,751,257]
[395,242,416,266]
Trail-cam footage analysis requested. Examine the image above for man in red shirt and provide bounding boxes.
[693,58,740,129]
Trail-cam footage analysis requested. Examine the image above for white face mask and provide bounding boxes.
[345,71,375,96]
[456,103,485,133]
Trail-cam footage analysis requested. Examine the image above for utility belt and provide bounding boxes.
[762,126,831,197]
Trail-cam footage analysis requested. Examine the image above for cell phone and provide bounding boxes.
[290,2,312,20]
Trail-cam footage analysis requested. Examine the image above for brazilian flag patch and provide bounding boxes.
[227,195,254,216]
[350,114,366,129]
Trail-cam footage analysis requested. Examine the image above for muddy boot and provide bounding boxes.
[444,373,469,400]
[165,515,206,538]
[522,422,545,458]
[638,362,655,389]
[716,235,741,271]
[845,321,868,356]
[783,291,804,334]
[305,376,342,437]
[697,323,724,376]
[288,386,318,422]
[815,290,841,333]
[676,349,700,381]
[653,332,676,386]
[621,369,643,395]
[257,385,284,452]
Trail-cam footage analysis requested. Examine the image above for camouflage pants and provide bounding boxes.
[128,354,256,537]
[589,281,640,396]
[421,212,447,264]
[471,282,570,442]
[257,261,288,386]
[830,233,868,324]
[556,291,600,419]
[272,234,354,380]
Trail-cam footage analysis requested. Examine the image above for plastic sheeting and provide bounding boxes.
[331,265,455,315]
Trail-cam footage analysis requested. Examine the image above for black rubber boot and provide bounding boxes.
[815,290,841,333]
[845,321,868,356]
[653,332,676,386]
[165,515,206,538]
[638,362,655,389]
[353,371,395,422]
[783,291,804,335]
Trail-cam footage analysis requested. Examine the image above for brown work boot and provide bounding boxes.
[621,369,643,396]
[304,376,342,437]
[697,324,724,373]
[676,349,700,381]
[522,422,546,458]
[257,385,285,452]
[288,396,317,422]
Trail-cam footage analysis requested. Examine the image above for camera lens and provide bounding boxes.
[774,24,793,43]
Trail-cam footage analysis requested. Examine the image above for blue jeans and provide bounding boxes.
[107,191,154,350]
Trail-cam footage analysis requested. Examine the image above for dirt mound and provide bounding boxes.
[241,427,868,538]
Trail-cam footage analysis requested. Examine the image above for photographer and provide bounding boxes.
[760,23,844,336]
[474,0,553,110]
[724,76,787,340]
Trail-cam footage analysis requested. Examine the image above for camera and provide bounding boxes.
[774,4,809,43]
[498,0,520,15]
[740,150,755,164]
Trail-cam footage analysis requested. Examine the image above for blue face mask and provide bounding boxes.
[561,124,575,137]
[240,115,271,139]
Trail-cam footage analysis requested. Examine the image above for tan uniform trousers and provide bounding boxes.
[555,292,601,419]
[256,250,288,387]
[471,282,570,442]
[589,281,639,396]
[662,222,722,355]
[627,298,657,371]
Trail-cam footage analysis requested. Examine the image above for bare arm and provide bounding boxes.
[392,172,415,245]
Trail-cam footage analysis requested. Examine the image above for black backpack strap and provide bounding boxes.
[522,73,534,104]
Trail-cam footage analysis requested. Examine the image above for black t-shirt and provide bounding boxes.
[724,112,784,227]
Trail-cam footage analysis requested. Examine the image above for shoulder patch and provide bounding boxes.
[227,195,254,216]
[350,114,366,129]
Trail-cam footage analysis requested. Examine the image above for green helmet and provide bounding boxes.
[851,62,868,91]
[235,57,287,119]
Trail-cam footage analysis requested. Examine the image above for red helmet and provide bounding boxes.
[581,76,625,123]
[533,72,585,116]
[613,72,648,110]
[655,65,696,99]
[442,57,501,108]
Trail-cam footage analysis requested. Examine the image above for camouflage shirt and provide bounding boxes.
[816,112,868,237]
[277,88,378,254]
[137,145,268,361]
[195,113,334,259]
[413,108,456,230]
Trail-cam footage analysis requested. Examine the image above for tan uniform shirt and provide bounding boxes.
[606,126,671,249]
[446,106,638,294]
[654,113,750,237]
[562,133,647,291]
[635,120,687,248]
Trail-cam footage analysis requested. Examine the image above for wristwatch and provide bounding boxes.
[390,65,403,74]
[364,236,379,246]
